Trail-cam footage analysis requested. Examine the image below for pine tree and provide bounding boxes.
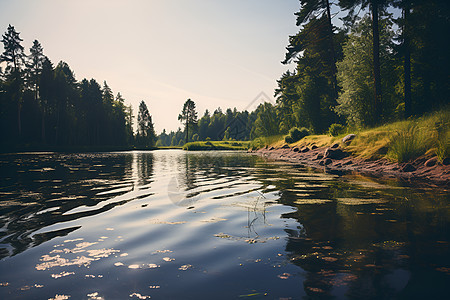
[137,100,156,147]
[178,99,198,143]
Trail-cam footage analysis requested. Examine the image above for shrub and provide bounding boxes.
[206,137,211,141]
[205,141,213,146]
[285,127,310,144]
[328,123,346,137]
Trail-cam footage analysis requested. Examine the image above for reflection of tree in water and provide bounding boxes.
[136,152,154,187]
[252,164,449,298]
[0,153,134,258]
[169,152,260,207]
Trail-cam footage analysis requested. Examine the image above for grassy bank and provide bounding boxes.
[183,141,251,151]
[262,109,449,163]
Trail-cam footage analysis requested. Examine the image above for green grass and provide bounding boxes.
[386,122,431,163]
[260,108,450,163]
[249,135,284,149]
[183,141,251,151]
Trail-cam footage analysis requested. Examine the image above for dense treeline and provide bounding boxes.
[157,106,257,146]
[0,25,156,150]
[275,0,449,133]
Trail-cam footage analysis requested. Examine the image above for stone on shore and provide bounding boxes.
[424,157,437,167]
[342,134,356,145]
[324,148,347,160]
[301,147,310,153]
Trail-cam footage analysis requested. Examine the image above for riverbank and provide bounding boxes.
[183,141,250,151]
[252,143,450,188]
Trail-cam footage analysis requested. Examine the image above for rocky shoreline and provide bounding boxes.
[251,141,450,189]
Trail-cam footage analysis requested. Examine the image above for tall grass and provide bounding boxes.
[387,122,430,163]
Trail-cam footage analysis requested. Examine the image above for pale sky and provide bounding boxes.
[0,0,301,133]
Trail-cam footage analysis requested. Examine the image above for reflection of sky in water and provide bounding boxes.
[0,150,449,299]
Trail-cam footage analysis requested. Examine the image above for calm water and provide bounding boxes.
[0,150,448,299]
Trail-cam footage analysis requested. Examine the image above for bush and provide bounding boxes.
[206,137,211,141]
[285,127,310,144]
[205,141,213,146]
[328,123,346,137]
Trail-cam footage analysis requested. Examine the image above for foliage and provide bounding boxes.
[335,15,398,127]
[328,123,346,137]
[0,25,136,149]
[136,100,156,148]
[285,127,310,144]
[277,15,342,133]
[178,99,198,143]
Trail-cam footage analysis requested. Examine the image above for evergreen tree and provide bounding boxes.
[137,100,156,147]
[27,40,45,99]
[178,99,198,143]
[1,25,26,137]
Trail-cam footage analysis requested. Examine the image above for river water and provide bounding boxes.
[0,150,448,299]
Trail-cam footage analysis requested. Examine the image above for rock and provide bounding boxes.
[293,147,300,152]
[315,153,324,160]
[402,163,416,172]
[324,148,347,160]
[331,143,339,149]
[443,157,450,165]
[424,157,437,167]
[282,144,290,149]
[311,145,318,150]
[342,160,353,166]
[342,134,356,145]
[301,147,310,153]
[324,158,333,166]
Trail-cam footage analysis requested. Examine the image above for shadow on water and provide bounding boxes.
[0,152,154,258]
[254,163,449,299]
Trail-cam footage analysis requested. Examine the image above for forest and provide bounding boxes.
[160,0,449,147]
[0,26,156,150]
[1,0,448,150]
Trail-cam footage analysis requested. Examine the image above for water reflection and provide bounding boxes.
[0,152,138,258]
[0,150,448,299]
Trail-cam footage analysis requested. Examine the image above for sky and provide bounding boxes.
[0,0,303,133]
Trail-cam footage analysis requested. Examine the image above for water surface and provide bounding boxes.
[0,150,448,299]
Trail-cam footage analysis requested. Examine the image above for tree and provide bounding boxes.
[27,40,45,99]
[252,103,279,137]
[0,25,25,73]
[335,15,397,127]
[339,0,389,124]
[178,99,198,143]
[1,25,26,137]
[137,100,156,147]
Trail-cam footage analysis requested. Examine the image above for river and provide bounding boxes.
[0,150,448,299]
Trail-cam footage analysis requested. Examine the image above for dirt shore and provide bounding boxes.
[252,144,450,189]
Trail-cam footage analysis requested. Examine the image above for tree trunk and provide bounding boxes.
[41,106,46,143]
[403,0,412,119]
[324,0,339,103]
[371,0,383,124]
